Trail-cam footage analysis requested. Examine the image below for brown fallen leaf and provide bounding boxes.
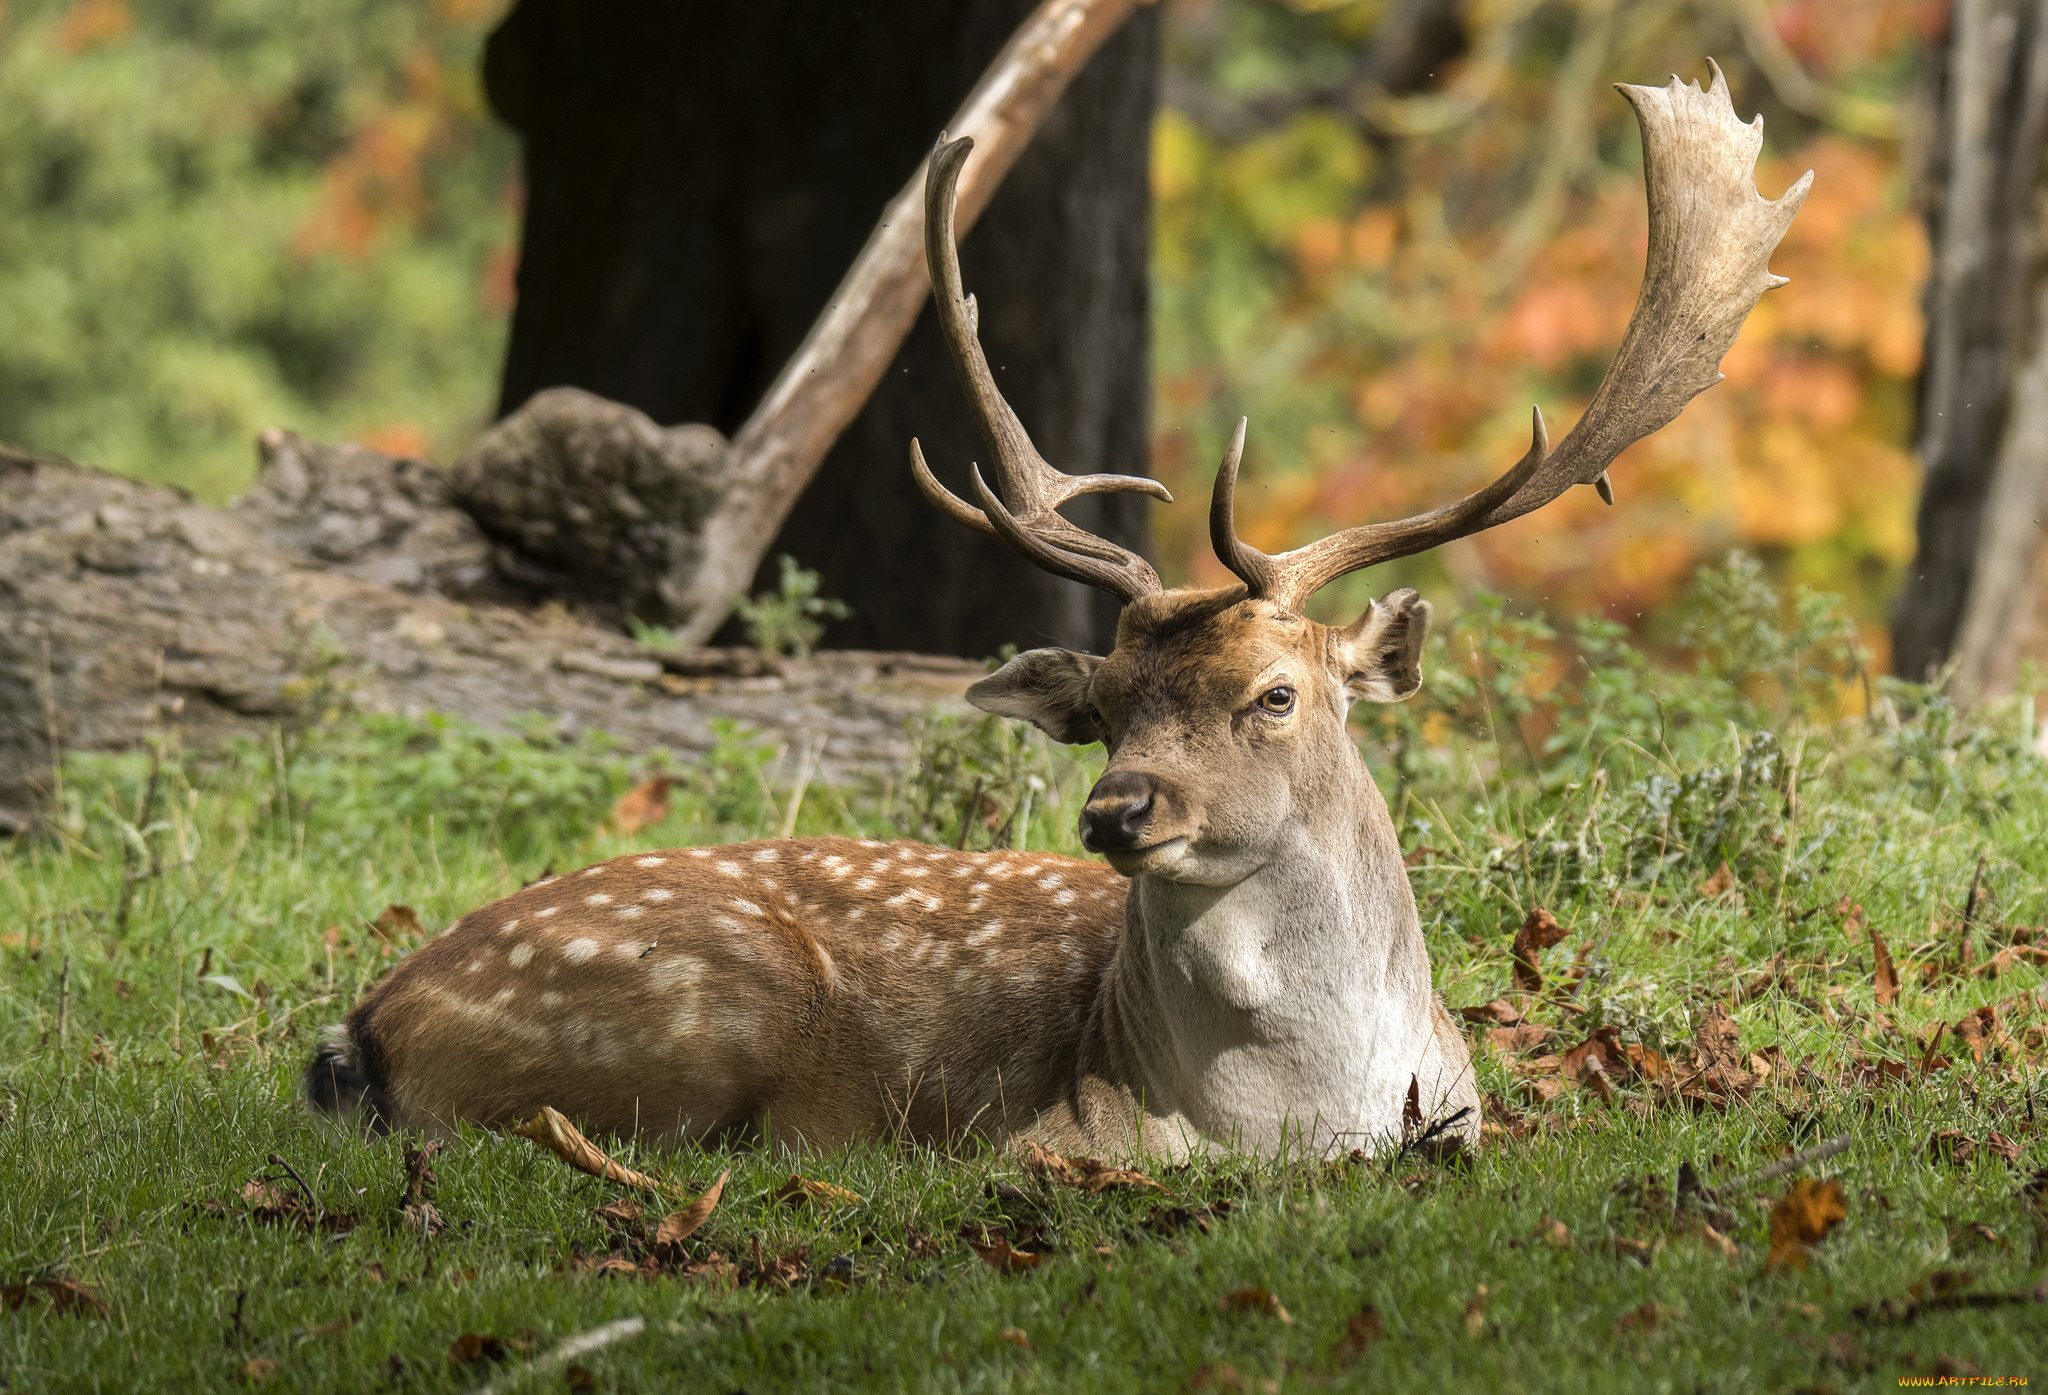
[447,1333,510,1365]
[1463,1285,1491,1337]
[1216,1288,1293,1325]
[401,1202,445,1237]
[1401,1076,1424,1140]
[769,1174,864,1208]
[0,1277,106,1318]
[966,1230,1044,1275]
[1698,862,1734,898]
[237,1356,280,1384]
[1534,1217,1572,1249]
[1511,908,1569,994]
[511,1105,682,1197]
[594,1198,644,1231]
[1929,1130,1976,1167]
[1697,1223,1740,1262]
[401,1140,442,1208]
[1835,898,1866,943]
[651,1172,730,1258]
[1021,1141,1163,1194]
[1487,1022,1555,1055]
[1983,1131,2022,1165]
[1610,1236,1656,1265]
[1614,1302,1678,1333]
[1329,1306,1384,1366]
[1766,1177,1848,1271]
[608,776,676,837]
[371,905,425,943]
[1456,998,1524,1027]
[997,1326,1031,1349]
[1871,923,1899,1007]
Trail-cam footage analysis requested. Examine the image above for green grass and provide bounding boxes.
[3,577,2047,1392]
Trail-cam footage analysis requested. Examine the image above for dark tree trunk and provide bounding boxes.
[483,0,1160,658]
[1893,0,2048,688]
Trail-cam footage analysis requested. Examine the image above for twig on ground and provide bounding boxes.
[468,1317,648,1395]
[267,1152,324,1227]
[1725,1134,1851,1193]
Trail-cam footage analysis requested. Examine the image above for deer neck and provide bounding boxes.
[1100,767,1431,1158]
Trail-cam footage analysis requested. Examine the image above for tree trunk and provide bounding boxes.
[1893,0,2048,691]
[484,0,1160,658]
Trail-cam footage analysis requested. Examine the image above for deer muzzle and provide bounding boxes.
[1080,768,1162,853]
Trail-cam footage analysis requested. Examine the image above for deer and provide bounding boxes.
[307,63,1807,1161]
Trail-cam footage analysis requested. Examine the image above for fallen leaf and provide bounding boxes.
[1983,1131,2021,1165]
[1329,1306,1384,1366]
[512,1105,682,1197]
[1614,1302,1676,1333]
[1534,1217,1573,1248]
[372,905,425,943]
[594,1198,644,1231]
[0,1278,106,1317]
[1487,1023,1555,1054]
[1767,1177,1848,1271]
[609,776,676,836]
[1698,862,1734,898]
[401,1202,445,1236]
[1871,923,1899,1007]
[1463,1285,1491,1337]
[1835,899,1866,943]
[1697,1223,1740,1262]
[1216,1288,1293,1325]
[1610,1236,1656,1265]
[237,1356,280,1384]
[1401,1076,1424,1139]
[966,1230,1044,1275]
[447,1333,509,1366]
[401,1140,441,1208]
[1456,999,1523,1027]
[997,1326,1031,1349]
[651,1172,730,1258]
[1511,908,1569,994]
[1928,1130,1976,1167]
[769,1174,864,1208]
[1021,1141,1163,1194]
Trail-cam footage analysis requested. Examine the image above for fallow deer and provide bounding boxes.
[308,64,1807,1160]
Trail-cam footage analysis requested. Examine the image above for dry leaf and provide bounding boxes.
[401,1140,441,1208]
[1487,1023,1555,1054]
[651,1172,729,1257]
[1456,998,1524,1026]
[1928,1130,1976,1167]
[237,1356,280,1384]
[1510,908,1569,994]
[1401,1076,1424,1139]
[966,1230,1044,1274]
[1534,1217,1572,1249]
[1216,1287,1293,1324]
[1021,1141,1163,1194]
[1871,923,1899,1007]
[1463,1285,1491,1337]
[1329,1307,1384,1366]
[1835,899,1866,943]
[1698,862,1734,898]
[372,905,425,943]
[0,1278,106,1318]
[1766,1177,1848,1271]
[447,1333,510,1365]
[401,1202,445,1236]
[1697,1223,1740,1262]
[609,776,676,836]
[769,1174,864,1208]
[511,1105,680,1197]
[1983,1131,2022,1165]
[1614,1302,1676,1334]
[997,1326,1031,1349]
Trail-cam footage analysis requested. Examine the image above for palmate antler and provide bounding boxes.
[919,61,1810,614]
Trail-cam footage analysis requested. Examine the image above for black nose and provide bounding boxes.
[1080,769,1156,852]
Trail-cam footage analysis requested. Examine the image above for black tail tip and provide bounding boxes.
[304,1028,392,1135]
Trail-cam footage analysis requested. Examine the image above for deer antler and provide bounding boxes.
[1211,61,1812,613]
[911,135,1173,604]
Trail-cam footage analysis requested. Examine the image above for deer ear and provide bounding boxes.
[967,648,1104,744]
[1333,589,1430,704]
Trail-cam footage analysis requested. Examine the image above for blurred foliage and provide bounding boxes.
[0,0,518,500]
[0,0,1938,660]
[1153,0,1935,664]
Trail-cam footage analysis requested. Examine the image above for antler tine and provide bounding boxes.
[919,134,1170,600]
[1227,60,1809,613]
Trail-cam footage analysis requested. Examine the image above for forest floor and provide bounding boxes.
[2,598,2046,1392]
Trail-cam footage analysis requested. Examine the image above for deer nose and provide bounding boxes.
[1080,769,1156,852]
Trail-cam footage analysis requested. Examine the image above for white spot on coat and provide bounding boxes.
[563,938,599,963]
[537,906,559,919]
[507,944,534,968]
[732,899,764,917]
[499,918,520,934]
[587,893,613,905]
[635,856,667,867]
[642,887,673,902]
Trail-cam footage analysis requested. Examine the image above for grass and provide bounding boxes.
[3,566,2047,1392]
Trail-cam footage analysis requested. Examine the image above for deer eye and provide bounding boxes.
[1257,686,1296,716]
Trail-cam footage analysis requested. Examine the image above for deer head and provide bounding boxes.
[914,60,1809,890]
